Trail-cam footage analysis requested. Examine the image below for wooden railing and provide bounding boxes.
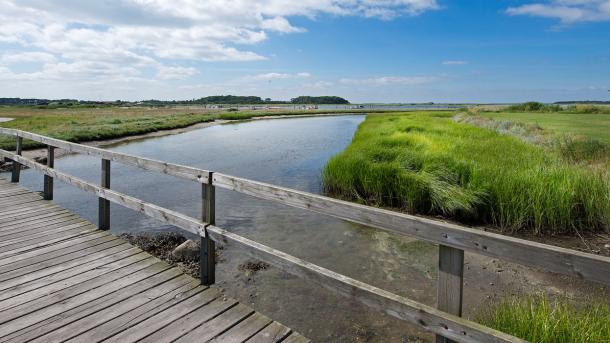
[2,128,609,343]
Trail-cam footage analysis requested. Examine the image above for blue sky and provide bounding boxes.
[0,0,609,103]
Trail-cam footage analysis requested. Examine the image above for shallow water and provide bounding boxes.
[5,115,607,341]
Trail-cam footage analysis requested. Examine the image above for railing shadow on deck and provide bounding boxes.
[2,128,609,343]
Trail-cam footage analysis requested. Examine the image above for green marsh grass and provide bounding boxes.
[323,112,610,234]
[476,295,610,343]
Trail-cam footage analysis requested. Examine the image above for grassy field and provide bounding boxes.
[323,111,610,235]
[0,106,380,150]
[476,295,610,343]
[480,111,610,145]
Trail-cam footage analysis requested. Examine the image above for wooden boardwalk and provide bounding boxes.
[0,178,308,343]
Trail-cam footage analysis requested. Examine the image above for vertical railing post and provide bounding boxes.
[200,171,216,286]
[99,159,111,230]
[436,244,464,343]
[43,146,55,200]
[10,136,22,183]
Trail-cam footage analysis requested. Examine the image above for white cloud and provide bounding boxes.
[243,72,311,81]
[0,0,439,99]
[1,51,57,64]
[442,60,468,65]
[339,76,438,86]
[507,0,610,24]
[156,66,199,80]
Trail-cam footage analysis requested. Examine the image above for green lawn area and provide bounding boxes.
[480,112,610,145]
[323,111,610,235]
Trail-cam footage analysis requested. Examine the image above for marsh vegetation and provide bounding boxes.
[323,111,610,235]
[476,295,610,343]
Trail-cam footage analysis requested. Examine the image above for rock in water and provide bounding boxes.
[171,239,200,261]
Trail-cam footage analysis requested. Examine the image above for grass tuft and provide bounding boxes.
[476,295,610,343]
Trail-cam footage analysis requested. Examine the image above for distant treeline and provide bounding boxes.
[144,95,349,105]
[0,95,350,107]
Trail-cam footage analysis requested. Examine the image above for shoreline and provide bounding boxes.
[0,112,363,170]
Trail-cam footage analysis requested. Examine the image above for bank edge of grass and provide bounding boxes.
[0,108,394,151]
[475,295,610,343]
[322,111,610,235]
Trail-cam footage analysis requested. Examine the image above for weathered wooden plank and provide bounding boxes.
[0,232,114,270]
[0,243,134,291]
[66,282,205,342]
[245,321,292,343]
[0,189,30,197]
[0,216,80,238]
[0,201,50,215]
[139,298,238,343]
[0,248,143,304]
[0,194,42,206]
[0,128,211,184]
[0,219,93,243]
[43,146,54,200]
[99,158,110,230]
[0,215,87,240]
[0,209,73,229]
[205,225,523,343]
[102,287,221,343]
[0,224,95,252]
[211,312,273,343]
[201,174,216,285]
[0,228,103,260]
[0,206,68,223]
[10,136,22,182]
[0,253,153,313]
[0,214,80,235]
[0,260,167,336]
[436,245,465,343]
[0,217,87,240]
[24,269,188,343]
[212,173,610,286]
[175,303,254,342]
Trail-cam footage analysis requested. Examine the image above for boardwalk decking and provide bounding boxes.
[0,178,308,343]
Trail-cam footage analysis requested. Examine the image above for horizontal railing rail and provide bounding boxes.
[1,128,609,342]
[0,128,211,184]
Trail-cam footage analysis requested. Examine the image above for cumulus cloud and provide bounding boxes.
[0,0,439,98]
[506,0,610,24]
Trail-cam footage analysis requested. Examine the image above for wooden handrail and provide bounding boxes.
[0,128,211,184]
